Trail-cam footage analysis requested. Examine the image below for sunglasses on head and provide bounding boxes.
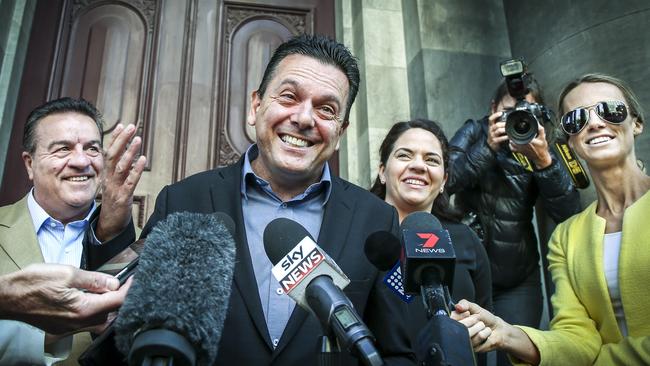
[560,100,628,135]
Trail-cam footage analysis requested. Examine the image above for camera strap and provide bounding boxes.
[510,142,590,189]
[511,152,533,172]
[554,140,590,189]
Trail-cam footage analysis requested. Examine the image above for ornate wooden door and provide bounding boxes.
[1,0,334,226]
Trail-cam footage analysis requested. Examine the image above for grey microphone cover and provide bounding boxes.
[114,212,236,365]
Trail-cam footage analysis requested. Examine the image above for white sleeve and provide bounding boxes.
[0,320,72,365]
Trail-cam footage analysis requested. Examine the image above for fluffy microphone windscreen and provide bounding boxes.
[400,211,443,231]
[114,211,236,366]
[263,217,312,265]
[213,212,236,238]
[364,231,401,271]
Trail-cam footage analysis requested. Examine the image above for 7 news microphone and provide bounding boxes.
[81,212,236,366]
[399,212,456,316]
[364,212,475,366]
[263,217,384,366]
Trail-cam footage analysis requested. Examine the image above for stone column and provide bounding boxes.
[0,0,35,183]
[338,0,411,187]
[403,0,511,137]
[504,0,650,206]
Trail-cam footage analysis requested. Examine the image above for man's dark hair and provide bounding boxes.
[23,97,104,153]
[257,33,360,125]
[370,118,462,222]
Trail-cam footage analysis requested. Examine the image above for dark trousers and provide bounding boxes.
[492,268,543,366]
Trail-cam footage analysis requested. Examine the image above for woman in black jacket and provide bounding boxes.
[446,79,581,365]
[370,118,492,365]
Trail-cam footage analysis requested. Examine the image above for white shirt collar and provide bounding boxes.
[26,188,96,231]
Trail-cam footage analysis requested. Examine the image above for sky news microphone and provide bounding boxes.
[113,212,236,366]
[263,217,384,366]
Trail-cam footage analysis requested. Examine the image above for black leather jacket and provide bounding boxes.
[447,117,581,289]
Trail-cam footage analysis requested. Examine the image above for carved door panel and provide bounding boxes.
[181,0,335,175]
[53,0,157,227]
[0,0,334,225]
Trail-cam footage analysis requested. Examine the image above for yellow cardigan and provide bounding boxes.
[515,190,650,365]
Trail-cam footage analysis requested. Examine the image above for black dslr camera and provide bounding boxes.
[499,59,553,145]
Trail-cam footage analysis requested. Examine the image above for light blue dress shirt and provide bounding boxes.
[27,189,96,266]
[240,144,332,348]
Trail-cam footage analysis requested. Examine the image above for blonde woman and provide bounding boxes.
[452,74,650,365]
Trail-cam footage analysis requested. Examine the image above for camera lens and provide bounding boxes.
[514,119,531,134]
[505,110,538,145]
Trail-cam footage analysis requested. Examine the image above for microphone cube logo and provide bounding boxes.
[417,233,439,248]
[383,262,413,303]
[403,229,453,256]
[272,238,324,293]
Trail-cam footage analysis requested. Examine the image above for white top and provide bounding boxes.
[603,231,628,336]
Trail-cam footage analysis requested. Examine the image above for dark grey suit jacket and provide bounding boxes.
[117,158,415,365]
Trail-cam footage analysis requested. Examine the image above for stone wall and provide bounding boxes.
[338,0,650,194]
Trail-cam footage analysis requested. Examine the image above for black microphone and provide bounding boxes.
[364,231,413,303]
[263,218,383,366]
[400,212,455,316]
[399,212,475,366]
[363,231,401,271]
[113,212,236,366]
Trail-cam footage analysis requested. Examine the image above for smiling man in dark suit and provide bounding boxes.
[95,34,415,365]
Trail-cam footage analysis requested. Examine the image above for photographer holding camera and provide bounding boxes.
[446,60,581,366]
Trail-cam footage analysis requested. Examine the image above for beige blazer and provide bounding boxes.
[0,195,44,273]
[0,195,92,366]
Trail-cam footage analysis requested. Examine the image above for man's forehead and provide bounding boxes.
[272,55,348,87]
[269,54,350,115]
[37,112,98,131]
[34,112,101,142]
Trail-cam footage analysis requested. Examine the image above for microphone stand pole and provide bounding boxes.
[318,335,342,366]
[416,270,476,366]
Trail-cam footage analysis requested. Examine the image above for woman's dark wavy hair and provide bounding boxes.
[370,118,462,222]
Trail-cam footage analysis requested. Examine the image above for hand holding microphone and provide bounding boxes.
[451,300,498,352]
[0,264,129,335]
[263,218,384,366]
